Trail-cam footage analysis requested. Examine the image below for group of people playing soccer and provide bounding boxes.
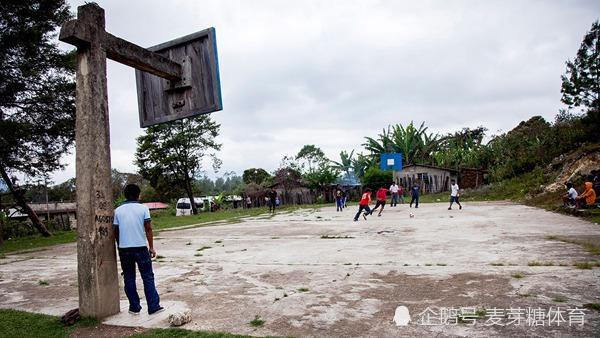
[335,180,463,221]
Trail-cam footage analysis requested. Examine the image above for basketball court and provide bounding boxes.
[1,202,598,336]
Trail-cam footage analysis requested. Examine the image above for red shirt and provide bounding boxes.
[359,192,371,206]
[376,188,388,201]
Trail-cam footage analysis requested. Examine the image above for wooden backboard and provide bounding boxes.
[135,28,222,127]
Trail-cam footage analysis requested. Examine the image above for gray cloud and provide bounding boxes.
[51,0,600,184]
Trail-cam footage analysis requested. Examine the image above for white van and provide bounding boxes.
[175,196,214,216]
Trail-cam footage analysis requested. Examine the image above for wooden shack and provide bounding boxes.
[393,164,458,193]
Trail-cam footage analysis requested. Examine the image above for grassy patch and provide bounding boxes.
[0,230,76,255]
[573,261,599,269]
[0,309,97,338]
[343,263,352,265]
[214,240,223,244]
[155,255,165,259]
[249,315,265,327]
[436,263,447,266]
[38,280,49,286]
[320,235,354,239]
[197,246,212,251]
[425,263,432,266]
[583,303,600,311]
[527,261,554,266]
[490,262,504,266]
[518,293,532,297]
[297,287,309,292]
[552,296,568,303]
[511,273,524,279]
[194,253,203,257]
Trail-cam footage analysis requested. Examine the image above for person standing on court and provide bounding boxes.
[268,188,278,213]
[448,179,462,210]
[409,181,420,208]
[335,185,344,212]
[113,184,163,315]
[389,182,399,207]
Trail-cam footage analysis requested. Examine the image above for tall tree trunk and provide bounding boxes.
[0,164,52,237]
[183,173,197,215]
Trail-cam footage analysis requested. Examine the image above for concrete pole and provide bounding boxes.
[73,4,120,318]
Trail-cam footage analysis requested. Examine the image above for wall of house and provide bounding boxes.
[459,169,486,189]
[393,166,457,193]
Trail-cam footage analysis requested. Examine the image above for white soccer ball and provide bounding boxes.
[409,213,414,218]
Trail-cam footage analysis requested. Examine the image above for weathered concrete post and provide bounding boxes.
[59,2,221,318]
[72,4,120,318]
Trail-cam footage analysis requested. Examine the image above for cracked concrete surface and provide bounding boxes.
[1,201,599,337]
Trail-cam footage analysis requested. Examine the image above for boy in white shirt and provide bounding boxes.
[389,182,399,207]
[448,180,462,210]
[562,182,578,207]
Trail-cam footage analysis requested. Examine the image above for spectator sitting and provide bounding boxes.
[562,182,578,207]
[576,181,597,209]
[592,170,600,198]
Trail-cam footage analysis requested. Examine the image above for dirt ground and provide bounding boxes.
[1,201,599,337]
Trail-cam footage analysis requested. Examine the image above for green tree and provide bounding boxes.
[331,150,355,181]
[351,153,373,179]
[242,168,271,185]
[361,167,393,192]
[0,0,74,237]
[362,122,439,167]
[433,127,487,170]
[486,116,553,180]
[296,145,326,172]
[295,145,339,190]
[135,115,221,215]
[561,20,600,113]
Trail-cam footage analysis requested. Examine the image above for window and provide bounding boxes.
[176,202,191,209]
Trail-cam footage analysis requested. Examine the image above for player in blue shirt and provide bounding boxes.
[113,184,163,315]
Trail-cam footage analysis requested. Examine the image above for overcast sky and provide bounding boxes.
[50,0,599,184]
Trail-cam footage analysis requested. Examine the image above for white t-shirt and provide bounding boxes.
[389,184,399,193]
[568,187,578,199]
[113,201,151,248]
[450,184,459,197]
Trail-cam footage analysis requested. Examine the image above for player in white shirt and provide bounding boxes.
[389,182,399,207]
[448,179,462,210]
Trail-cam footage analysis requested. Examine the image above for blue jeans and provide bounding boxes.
[118,247,161,313]
[391,193,398,206]
[336,197,344,211]
[410,195,419,208]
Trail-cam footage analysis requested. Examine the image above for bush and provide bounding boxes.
[361,167,393,191]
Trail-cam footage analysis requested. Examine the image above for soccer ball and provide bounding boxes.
[409,213,414,218]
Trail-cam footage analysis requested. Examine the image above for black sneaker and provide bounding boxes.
[128,309,141,315]
[149,306,165,315]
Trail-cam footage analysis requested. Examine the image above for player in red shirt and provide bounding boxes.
[371,186,389,217]
[353,188,372,221]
